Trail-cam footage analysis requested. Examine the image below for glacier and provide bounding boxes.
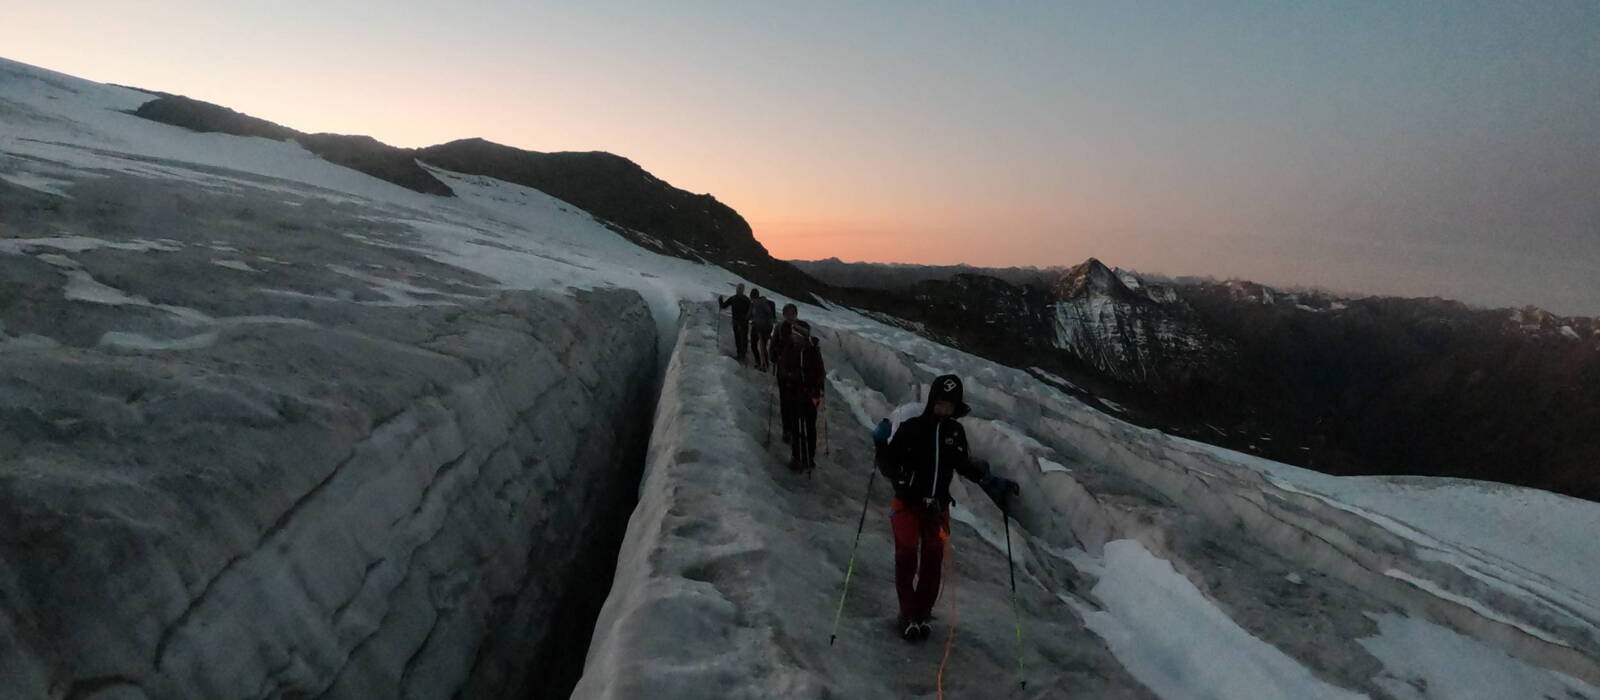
[3,55,1599,700]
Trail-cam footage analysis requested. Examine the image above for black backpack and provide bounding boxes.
[751,298,776,326]
[777,321,812,378]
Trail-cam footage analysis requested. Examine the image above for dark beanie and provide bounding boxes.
[926,374,971,418]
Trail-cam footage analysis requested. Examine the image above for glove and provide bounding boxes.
[871,418,892,446]
[971,458,993,477]
[980,473,1021,512]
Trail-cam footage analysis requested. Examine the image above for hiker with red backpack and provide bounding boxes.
[770,304,825,472]
[872,374,1021,642]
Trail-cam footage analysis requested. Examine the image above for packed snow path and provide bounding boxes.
[574,304,1600,699]
[572,303,1154,699]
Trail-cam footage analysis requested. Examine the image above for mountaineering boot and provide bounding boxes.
[915,620,932,640]
[899,617,921,642]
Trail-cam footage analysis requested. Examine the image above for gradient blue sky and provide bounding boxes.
[6,1,1598,313]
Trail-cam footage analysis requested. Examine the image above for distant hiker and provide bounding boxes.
[719,283,751,363]
[769,303,803,443]
[872,374,1020,642]
[749,289,776,371]
[771,306,825,471]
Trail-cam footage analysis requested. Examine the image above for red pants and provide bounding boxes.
[891,498,949,622]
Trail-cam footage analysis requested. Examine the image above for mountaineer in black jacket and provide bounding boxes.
[872,374,1020,642]
[718,283,751,363]
[772,313,825,472]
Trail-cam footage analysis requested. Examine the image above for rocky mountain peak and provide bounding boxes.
[1052,257,1139,301]
[1511,305,1559,328]
[1219,279,1278,304]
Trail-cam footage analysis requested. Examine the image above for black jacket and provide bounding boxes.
[877,401,988,506]
[720,293,750,324]
[770,320,825,394]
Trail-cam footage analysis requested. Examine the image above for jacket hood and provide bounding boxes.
[923,374,971,418]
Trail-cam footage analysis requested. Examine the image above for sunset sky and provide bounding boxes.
[5,1,1597,314]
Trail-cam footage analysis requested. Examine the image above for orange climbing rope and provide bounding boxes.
[935,527,959,699]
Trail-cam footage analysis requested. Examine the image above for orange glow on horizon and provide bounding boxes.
[4,0,1596,316]
[749,220,929,263]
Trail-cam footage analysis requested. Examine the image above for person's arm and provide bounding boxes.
[878,419,913,483]
[720,295,733,309]
[953,428,1021,511]
[873,420,904,481]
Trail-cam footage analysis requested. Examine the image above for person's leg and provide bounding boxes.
[778,382,796,442]
[733,321,748,361]
[800,399,818,468]
[913,507,949,621]
[890,500,921,622]
[789,393,807,468]
[753,326,769,368]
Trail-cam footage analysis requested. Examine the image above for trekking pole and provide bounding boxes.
[805,408,815,479]
[935,538,960,699]
[1004,508,1025,689]
[829,467,877,646]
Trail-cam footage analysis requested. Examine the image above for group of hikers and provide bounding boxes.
[720,283,824,473]
[718,283,1023,644]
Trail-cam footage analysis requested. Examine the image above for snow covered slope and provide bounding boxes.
[0,59,692,698]
[5,56,1600,699]
[0,57,753,698]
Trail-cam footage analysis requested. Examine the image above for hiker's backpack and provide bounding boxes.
[778,321,812,380]
[752,298,776,327]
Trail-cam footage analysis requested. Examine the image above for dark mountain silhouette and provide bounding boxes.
[130,94,823,299]
[130,95,455,196]
[414,139,821,299]
[1176,285,1600,499]
[809,258,1600,502]
[791,257,1059,289]
[416,139,745,256]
